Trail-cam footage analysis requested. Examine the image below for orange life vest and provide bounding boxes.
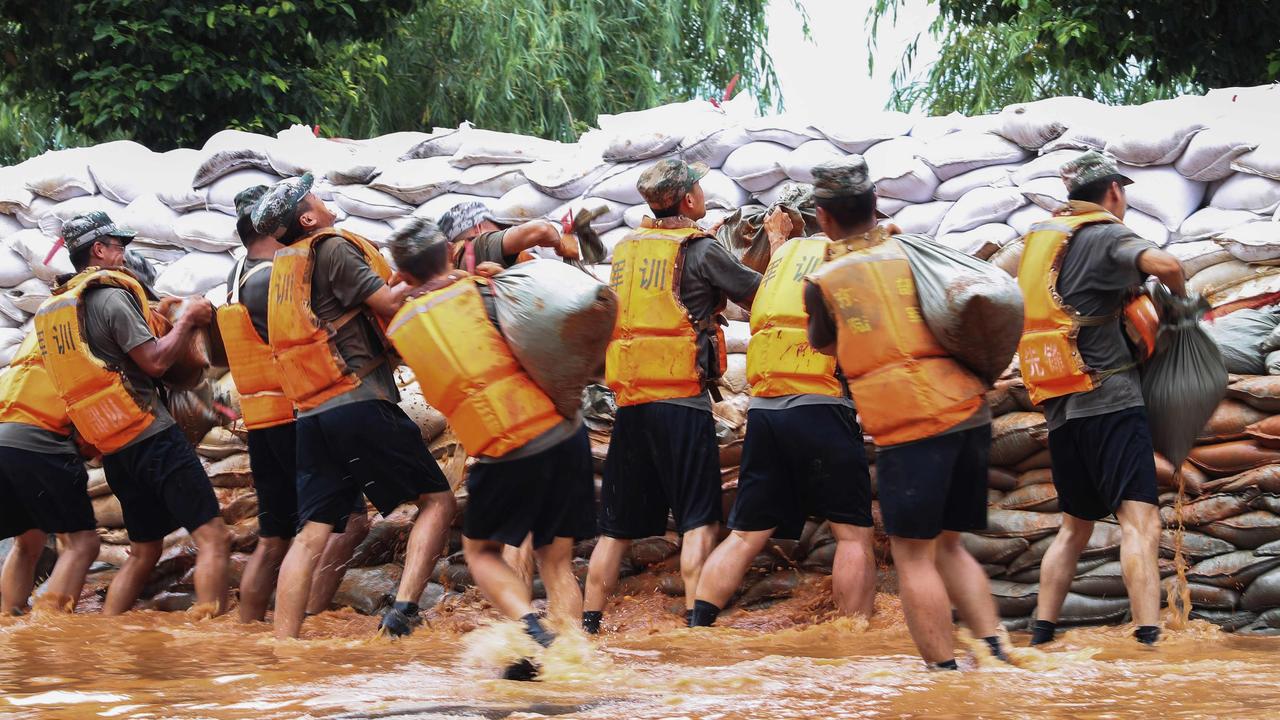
[0,331,74,437]
[747,236,842,398]
[604,219,725,406]
[267,229,393,411]
[809,233,986,446]
[388,277,562,458]
[34,268,158,454]
[1016,206,1124,404]
[216,258,294,430]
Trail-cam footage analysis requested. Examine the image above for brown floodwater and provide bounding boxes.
[2,581,1278,719]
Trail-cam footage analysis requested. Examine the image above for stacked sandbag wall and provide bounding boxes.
[4,85,1280,625]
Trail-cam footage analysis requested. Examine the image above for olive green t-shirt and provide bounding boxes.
[451,229,517,270]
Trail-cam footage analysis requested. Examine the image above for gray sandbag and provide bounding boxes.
[1188,608,1258,631]
[714,183,821,273]
[1057,592,1131,625]
[1242,567,1280,611]
[1202,308,1280,375]
[1160,529,1235,559]
[1268,349,1280,375]
[896,233,1025,385]
[489,259,619,418]
[1198,511,1280,549]
[960,533,1029,565]
[1142,287,1229,467]
[1186,550,1280,590]
[1072,561,1129,598]
[988,580,1039,616]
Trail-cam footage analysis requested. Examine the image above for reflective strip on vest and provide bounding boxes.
[809,238,985,446]
[604,226,705,406]
[1016,210,1120,404]
[388,277,561,458]
[746,237,841,398]
[34,269,157,454]
[266,229,392,411]
[0,331,74,436]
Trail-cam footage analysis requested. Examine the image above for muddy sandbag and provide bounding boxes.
[1190,608,1259,631]
[1160,529,1235,560]
[1007,535,1054,575]
[988,467,1019,491]
[1173,581,1243,610]
[1241,567,1280,611]
[1014,448,1053,472]
[1203,309,1280,375]
[1226,375,1280,413]
[988,580,1039,616]
[1057,592,1132,625]
[1072,561,1129,598]
[984,509,1062,539]
[1187,550,1280,590]
[984,383,1020,416]
[1160,492,1253,527]
[1252,495,1280,515]
[1015,468,1054,488]
[488,260,618,418]
[167,381,222,446]
[1200,511,1280,549]
[896,233,1024,384]
[998,483,1059,512]
[988,237,1024,278]
[1257,539,1280,556]
[960,533,1029,565]
[714,184,821,273]
[738,570,803,607]
[204,453,252,489]
[1187,440,1280,476]
[990,412,1049,467]
[1153,454,1209,495]
[92,494,125,528]
[1198,400,1271,443]
[1244,415,1280,448]
[1142,288,1228,467]
[151,298,213,391]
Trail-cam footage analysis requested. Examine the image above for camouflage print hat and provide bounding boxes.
[438,201,495,243]
[252,172,314,235]
[233,185,270,223]
[636,158,709,210]
[1060,150,1133,194]
[62,211,136,255]
[811,156,889,218]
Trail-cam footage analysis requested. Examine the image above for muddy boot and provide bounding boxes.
[502,658,540,681]
[378,602,422,638]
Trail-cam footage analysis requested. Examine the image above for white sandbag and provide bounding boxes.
[21,148,96,201]
[398,123,476,160]
[782,139,844,184]
[937,223,1019,259]
[413,192,481,221]
[699,170,752,210]
[193,130,276,187]
[204,283,229,308]
[1006,203,1052,236]
[154,250,235,297]
[0,246,34,287]
[908,112,965,142]
[991,96,1102,149]
[934,165,1015,202]
[492,184,561,223]
[876,196,908,217]
[1122,164,1206,231]
[0,328,24,365]
[0,214,19,237]
[1125,209,1171,247]
[1010,149,1080,187]
[1020,176,1068,211]
[524,158,608,200]
[1211,173,1280,214]
[0,167,35,215]
[1168,240,1234,277]
[333,185,414,220]
[722,142,792,193]
[268,125,361,179]
[126,240,187,266]
[599,101,725,162]
[598,226,630,262]
[584,162,647,206]
[6,277,50,314]
[206,169,282,215]
[14,197,56,228]
[86,140,165,204]
[119,194,182,247]
[891,201,953,236]
[623,204,648,229]
[862,137,938,202]
[450,129,568,168]
[1232,143,1280,181]
[1189,260,1269,297]
[0,292,26,323]
[938,186,1027,235]
[1216,221,1280,263]
[36,195,129,238]
[173,211,240,252]
[8,229,72,282]
[453,163,528,198]
[917,132,1029,181]
[1177,207,1263,243]
[1175,119,1263,182]
[357,131,438,162]
[743,114,820,148]
[678,124,754,169]
[154,149,209,212]
[335,216,396,247]
[368,157,461,204]
[813,111,913,154]
[1105,99,1209,166]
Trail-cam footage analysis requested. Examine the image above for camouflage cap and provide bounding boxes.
[636,158,709,210]
[812,155,875,200]
[438,201,495,243]
[62,211,136,254]
[233,185,270,223]
[252,172,314,235]
[1060,150,1133,194]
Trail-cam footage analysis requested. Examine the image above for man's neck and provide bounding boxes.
[245,240,284,261]
[828,222,884,247]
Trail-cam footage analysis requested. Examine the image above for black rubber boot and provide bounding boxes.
[983,636,1011,663]
[688,600,721,627]
[522,613,556,649]
[1135,625,1160,645]
[929,659,960,671]
[1030,619,1057,646]
[502,658,540,681]
[582,610,602,635]
[378,602,422,638]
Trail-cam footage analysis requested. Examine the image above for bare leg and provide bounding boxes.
[694,529,772,609]
[395,491,456,604]
[103,540,163,616]
[274,521,334,639]
[890,536,955,664]
[934,531,1000,639]
[830,522,876,618]
[1115,500,1161,627]
[464,538,536,620]
[680,524,720,611]
[1,529,47,614]
[306,511,371,614]
[584,537,631,612]
[42,530,100,612]
[502,535,535,594]
[189,518,230,616]
[534,537,582,624]
[1034,515,1094,623]
[238,536,290,623]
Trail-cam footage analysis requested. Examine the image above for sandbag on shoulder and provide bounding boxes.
[488,260,619,418]
[895,233,1024,384]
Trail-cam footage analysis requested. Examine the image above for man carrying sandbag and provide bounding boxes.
[440,201,592,272]
[584,158,762,633]
[1019,151,1187,647]
[803,157,1008,669]
[35,212,230,616]
[218,186,370,624]
[386,219,600,680]
[256,175,456,640]
[690,205,876,627]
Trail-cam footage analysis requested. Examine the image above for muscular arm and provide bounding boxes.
[1137,248,1187,297]
[128,300,212,378]
[363,283,409,323]
[500,220,560,256]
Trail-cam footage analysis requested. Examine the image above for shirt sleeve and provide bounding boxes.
[471,229,521,267]
[803,280,838,352]
[320,237,387,309]
[1098,225,1157,291]
[692,239,762,305]
[99,288,156,354]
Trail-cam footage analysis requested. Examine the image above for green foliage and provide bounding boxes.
[0,98,100,165]
[868,0,1280,115]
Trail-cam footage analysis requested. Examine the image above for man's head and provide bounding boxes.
[252,173,336,245]
[439,201,498,245]
[1061,150,1132,219]
[811,155,881,238]
[388,217,451,286]
[637,158,708,220]
[63,211,136,271]
[234,185,271,246]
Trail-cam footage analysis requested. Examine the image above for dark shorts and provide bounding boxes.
[729,404,873,539]
[247,423,299,539]
[102,424,222,543]
[877,424,992,540]
[295,400,450,530]
[1048,407,1159,522]
[464,424,597,548]
[600,402,722,539]
[0,447,95,538]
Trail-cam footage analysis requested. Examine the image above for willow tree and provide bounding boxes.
[869,0,1280,115]
[337,0,783,141]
